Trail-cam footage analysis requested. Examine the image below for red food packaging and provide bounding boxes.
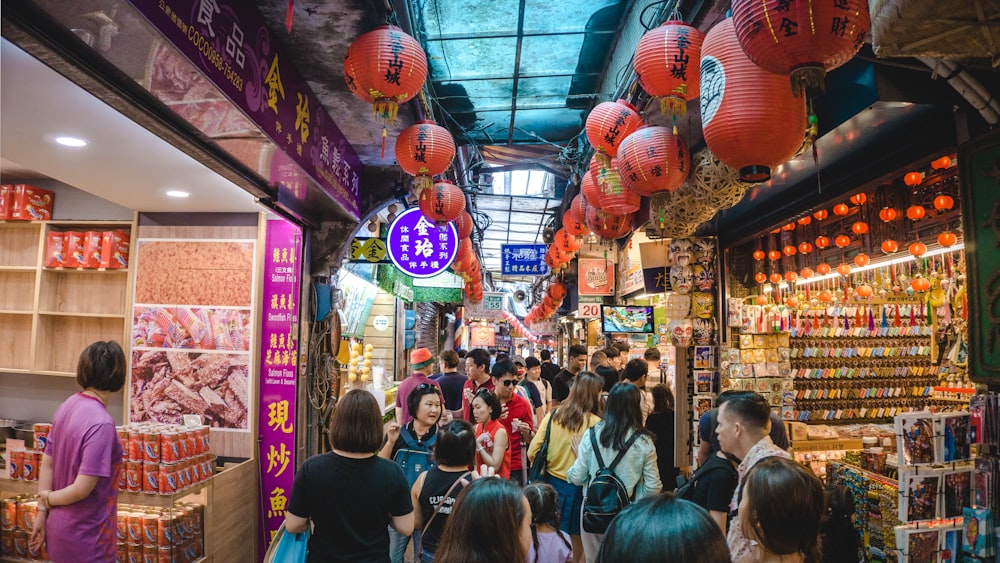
[143,462,159,494]
[117,544,127,563]
[156,515,173,548]
[83,231,103,268]
[1,498,17,530]
[127,513,144,544]
[44,232,66,268]
[160,433,177,464]
[158,464,177,494]
[129,432,143,462]
[63,231,85,267]
[32,423,51,453]
[101,229,130,269]
[126,461,142,493]
[0,184,10,220]
[142,544,156,563]
[0,530,13,556]
[21,450,39,481]
[157,546,172,563]
[126,542,142,563]
[10,184,54,221]
[19,501,37,531]
[142,513,158,545]
[117,512,129,542]
[8,450,23,480]
[143,432,160,463]
[12,530,27,559]
[117,427,129,458]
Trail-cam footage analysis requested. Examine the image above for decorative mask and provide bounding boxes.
[693,318,716,345]
[670,238,694,266]
[693,238,716,266]
[693,264,716,291]
[664,294,691,319]
[693,292,715,319]
[670,265,694,295]
[669,318,693,347]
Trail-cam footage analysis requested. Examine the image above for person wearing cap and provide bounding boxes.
[525,356,550,420]
[512,356,542,423]
[395,348,443,425]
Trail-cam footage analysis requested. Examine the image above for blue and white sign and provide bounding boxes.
[386,208,459,278]
[501,244,550,276]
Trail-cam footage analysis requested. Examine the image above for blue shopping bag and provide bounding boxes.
[265,522,310,563]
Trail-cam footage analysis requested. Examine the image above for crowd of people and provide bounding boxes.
[282,345,860,563]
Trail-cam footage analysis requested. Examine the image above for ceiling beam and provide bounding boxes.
[507,0,528,145]
[424,29,617,42]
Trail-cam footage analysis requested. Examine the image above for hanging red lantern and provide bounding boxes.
[798,242,813,254]
[585,207,633,240]
[547,282,568,301]
[785,271,798,282]
[833,203,850,216]
[590,157,640,215]
[931,156,952,170]
[755,272,767,284]
[700,19,807,182]
[856,284,874,298]
[834,235,851,248]
[909,241,927,257]
[800,267,814,279]
[581,167,603,209]
[586,100,642,164]
[837,263,852,276]
[571,194,589,224]
[911,277,931,292]
[731,0,869,96]
[344,26,428,125]
[455,211,474,240]
[395,121,455,191]
[881,240,899,254]
[906,205,926,221]
[813,209,829,221]
[555,229,581,254]
[616,126,690,196]
[756,295,769,305]
[785,297,798,307]
[753,249,766,261]
[903,172,923,187]
[633,20,705,118]
[850,193,868,206]
[938,231,958,247]
[816,263,832,275]
[797,216,812,226]
[815,236,831,249]
[818,290,833,302]
[782,223,796,231]
[418,180,465,224]
[770,272,783,284]
[563,210,590,237]
[851,221,869,235]
[768,250,782,261]
[783,245,797,256]
[933,195,955,211]
[879,207,898,222]
[854,253,870,267]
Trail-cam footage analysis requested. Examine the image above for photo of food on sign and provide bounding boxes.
[132,306,251,351]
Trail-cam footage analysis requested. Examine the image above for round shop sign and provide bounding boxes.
[372,315,389,331]
[386,207,459,278]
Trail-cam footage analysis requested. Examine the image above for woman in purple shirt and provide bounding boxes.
[30,341,126,562]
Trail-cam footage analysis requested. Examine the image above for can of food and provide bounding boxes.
[126,543,142,563]
[27,534,43,560]
[21,450,39,481]
[8,449,23,480]
[12,530,27,558]
[190,458,202,483]
[18,501,37,532]
[160,433,177,464]
[116,511,128,542]
[143,432,160,463]
[127,512,145,544]
[200,426,210,453]
[31,423,51,453]
[128,432,143,462]
[116,543,127,563]
[141,513,158,545]
[155,515,173,548]
[118,462,127,491]
[1,498,17,530]
[158,464,176,494]
[126,461,142,492]
[117,427,129,456]
[1,531,14,556]
[156,546,172,563]
[176,461,189,489]
[142,462,159,494]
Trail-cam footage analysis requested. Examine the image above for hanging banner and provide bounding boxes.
[258,219,303,556]
[640,241,673,294]
[464,292,504,319]
[578,258,615,296]
[501,244,550,275]
[386,208,459,278]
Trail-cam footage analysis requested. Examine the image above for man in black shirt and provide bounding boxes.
[551,344,588,407]
[436,350,468,419]
[539,349,560,385]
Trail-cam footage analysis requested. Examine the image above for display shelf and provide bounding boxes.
[39,269,127,316]
[28,370,77,378]
[34,315,126,374]
[38,311,127,319]
[0,270,36,312]
[0,474,210,508]
[0,310,33,315]
[41,267,128,274]
[0,313,33,372]
[0,223,41,268]
[0,266,37,272]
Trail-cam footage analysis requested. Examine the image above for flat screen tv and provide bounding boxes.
[601,305,654,334]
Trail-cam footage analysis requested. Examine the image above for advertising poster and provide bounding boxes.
[578,258,615,296]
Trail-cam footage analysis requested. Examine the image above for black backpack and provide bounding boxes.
[581,429,640,534]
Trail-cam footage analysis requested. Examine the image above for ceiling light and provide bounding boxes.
[166,190,190,198]
[54,136,87,147]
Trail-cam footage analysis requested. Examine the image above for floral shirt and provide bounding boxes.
[726,436,792,561]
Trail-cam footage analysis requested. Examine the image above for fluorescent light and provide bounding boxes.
[165,190,190,198]
[54,136,87,147]
[795,242,965,286]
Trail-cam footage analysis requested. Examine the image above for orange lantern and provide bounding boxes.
[933,195,955,211]
[395,120,455,191]
[881,239,899,254]
[879,207,897,222]
[590,157,640,215]
[753,249,766,261]
[851,222,869,235]
[756,295,769,305]
[800,267,814,279]
[854,253,870,267]
[616,126,690,196]
[906,205,926,221]
[770,272,782,284]
[633,21,705,118]
[454,211,474,239]
[856,284,874,298]
[850,193,868,205]
[783,245,797,256]
[931,156,952,170]
[938,231,958,247]
[813,209,828,221]
[555,229,581,254]
[581,166,603,208]
[755,272,767,284]
[834,235,851,248]
[798,242,813,254]
[911,277,931,292]
[547,282,568,301]
[418,180,466,224]
[904,172,923,187]
[344,26,428,125]
[700,19,807,182]
[585,208,633,240]
[837,263,852,276]
[816,263,832,275]
[563,210,589,237]
[797,216,812,226]
[815,236,831,249]
[586,100,642,163]
[785,271,798,282]
[909,241,927,257]
[571,194,589,224]
[768,250,782,261]
[785,297,799,307]
[782,223,796,231]
[833,203,850,216]
[818,290,833,302]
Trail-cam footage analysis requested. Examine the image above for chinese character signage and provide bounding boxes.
[501,244,549,275]
[386,208,459,278]
[128,0,362,219]
[258,219,303,555]
[349,237,389,263]
[578,259,615,296]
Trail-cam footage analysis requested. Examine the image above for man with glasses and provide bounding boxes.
[395,348,442,425]
[462,348,494,421]
[491,359,536,486]
[552,344,588,408]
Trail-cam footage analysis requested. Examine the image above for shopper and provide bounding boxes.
[697,390,789,465]
[524,482,573,563]
[526,356,551,419]
[456,349,468,377]
[285,389,414,562]
[819,484,860,563]
[715,391,792,560]
[594,494,731,563]
[434,477,532,563]
[568,383,661,563]
[397,348,443,425]
[736,457,824,563]
[436,350,467,420]
[528,371,604,563]
[30,341,126,561]
[471,389,510,478]
[512,355,542,413]
[540,349,560,385]
[379,383,443,563]
[644,384,679,490]
[552,344,588,407]
[493,359,537,485]
[462,348,494,420]
[620,359,654,424]
[611,342,629,385]
[643,347,668,388]
[595,348,619,393]
[411,420,477,562]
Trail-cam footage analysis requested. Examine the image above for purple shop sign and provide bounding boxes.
[386,207,459,278]
[128,0,362,219]
[258,219,303,558]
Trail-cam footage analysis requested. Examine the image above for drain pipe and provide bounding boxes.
[918,56,1000,125]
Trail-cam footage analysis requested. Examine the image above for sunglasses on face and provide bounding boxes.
[499,379,517,387]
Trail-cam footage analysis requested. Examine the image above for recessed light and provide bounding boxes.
[166,190,190,198]
[54,136,88,147]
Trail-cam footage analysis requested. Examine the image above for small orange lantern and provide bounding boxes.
[854,253,870,267]
[768,250,782,261]
[850,193,867,205]
[938,231,958,247]
[785,297,799,307]
[906,205,926,221]
[813,209,828,221]
[800,267,814,279]
[851,221,869,235]
[881,239,899,254]
[879,207,897,222]
[837,263,852,276]
[909,241,927,257]
[770,272,782,284]
[753,249,766,261]
[931,156,952,170]
[785,271,798,282]
[818,290,833,302]
[798,242,813,254]
[782,223,796,231]
[783,245,797,256]
[816,263,832,275]
[756,295,769,305]
[933,195,955,211]
[833,203,850,216]
[856,284,874,298]
[797,216,812,226]
[454,211,474,239]
[904,172,923,186]
[834,235,851,248]
[755,272,767,284]
[911,276,931,292]
[815,236,831,249]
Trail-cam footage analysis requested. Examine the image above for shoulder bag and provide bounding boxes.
[527,412,554,483]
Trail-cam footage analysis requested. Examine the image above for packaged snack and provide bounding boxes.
[63,231,85,267]
[10,184,54,221]
[101,229,130,268]
[0,184,11,219]
[83,231,103,268]
[44,233,64,267]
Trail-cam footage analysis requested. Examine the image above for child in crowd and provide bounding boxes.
[524,483,573,563]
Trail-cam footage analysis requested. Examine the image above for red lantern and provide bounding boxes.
[590,157,640,215]
[911,277,931,292]
[395,121,455,191]
[563,210,590,237]
[581,167,603,208]
[571,194,589,224]
[856,284,874,298]
[418,180,465,224]
[932,156,952,170]
[850,193,868,206]
[797,216,812,226]
[770,272,782,284]
[782,223,796,231]
[909,241,927,257]
[633,21,705,118]
[881,240,899,254]
[833,203,850,216]
[768,250,782,261]
[753,249,766,261]
[879,207,898,222]
[834,235,851,248]
[837,263,852,276]
[785,271,798,282]
[904,172,923,187]
[555,229,581,254]
[906,205,926,221]
[344,26,428,125]
[547,282,568,301]
[800,267,814,279]
[700,19,807,182]
[454,211,474,239]
[585,208,633,240]
[854,253,870,267]
[933,195,955,211]
[731,0,869,96]
[815,236,830,249]
[813,209,828,221]
[755,272,767,284]
[586,100,642,161]
[816,263,832,275]
[616,127,690,196]
[851,221,869,235]
[756,295,769,305]
[783,245,797,256]
[798,242,813,254]
[938,231,957,247]
[818,290,833,302]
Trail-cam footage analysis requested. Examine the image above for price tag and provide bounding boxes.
[579,303,601,318]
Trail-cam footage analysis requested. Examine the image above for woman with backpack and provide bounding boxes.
[379,383,443,563]
[568,383,661,563]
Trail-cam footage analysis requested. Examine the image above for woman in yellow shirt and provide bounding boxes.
[528,371,603,563]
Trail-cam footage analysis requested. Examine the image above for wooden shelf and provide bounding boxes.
[0,314,32,371]
[39,220,132,226]
[41,267,128,274]
[34,315,125,374]
[38,311,126,319]
[39,269,127,316]
[29,370,78,378]
[0,310,33,315]
[0,266,36,272]
[0,223,41,269]
[0,368,32,375]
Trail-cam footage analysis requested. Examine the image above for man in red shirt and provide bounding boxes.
[462,348,494,421]
[491,358,536,486]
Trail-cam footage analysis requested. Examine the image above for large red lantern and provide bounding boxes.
[755,272,767,284]
[731,0,869,96]
[854,253,870,267]
[395,121,455,191]
[798,242,813,254]
[816,263,832,275]
[933,195,955,211]
[938,231,958,247]
[590,157,640,215]
[344,26,428,124]
[547,282,568,301]
[834,235,851,248]
[906,205,926,221]
[586,208,633,240]
[770,272,782,284]
[633,21,705,118]
[581,167,603,208]
[851,221,869,235]
[909,241,927,257]
[586,100,642,163]
[571,194,589,224]
[768,250,782,261]
[815,236,830,249]
[418,180,465,224]
[563,210,590,237]
[555,228,581,254]
[700,19,807,183]
[879,207,898,222]
[753,249,766,261]
[881,240,899,254]
[783,245,797,257]
[616,127,690,196]
[454,211,474,239]
[833,203,850,216]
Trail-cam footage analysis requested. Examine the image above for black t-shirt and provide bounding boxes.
[540,362,560,384]
[688,453,738,514]
[644,409,678,489]
[417,467,469,555]
[552,369,575,402]
[596,366,619,393]
[436,372,468,412]
[288,452,413,563]
[521,379,543,409]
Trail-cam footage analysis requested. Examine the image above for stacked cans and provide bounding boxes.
[6,423,50,483]
[115,502,204,563]
[0,496,47,560]
[116,425,213,495]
